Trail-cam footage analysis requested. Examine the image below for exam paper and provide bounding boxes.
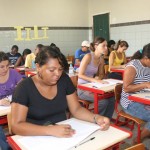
[18,118,100,150]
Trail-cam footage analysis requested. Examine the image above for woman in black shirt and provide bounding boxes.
[11,46,110,137]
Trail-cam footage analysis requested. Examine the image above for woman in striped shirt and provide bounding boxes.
[77,37,115,119]
[121,43,150,142]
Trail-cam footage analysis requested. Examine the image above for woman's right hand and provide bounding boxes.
[48,124,75,137]
[92,78,108,84]
[144,82,150,89]
[0,98,10,106]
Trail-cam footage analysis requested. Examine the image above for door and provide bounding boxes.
[93,13,110,41]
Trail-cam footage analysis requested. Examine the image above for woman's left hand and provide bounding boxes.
[95,115,110,130]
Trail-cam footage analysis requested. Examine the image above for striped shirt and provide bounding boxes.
[121,59,150,109]
[78,52,101,84]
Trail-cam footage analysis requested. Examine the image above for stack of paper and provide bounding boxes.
[18,118,100,150]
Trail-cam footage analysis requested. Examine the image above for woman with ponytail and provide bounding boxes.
[121,43,150,144]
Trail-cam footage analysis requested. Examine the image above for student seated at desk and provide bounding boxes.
[0,51,22,106]
[77,37,115,119]
[108,40,128,80]
[14,48,31,68]
[11,46,110,137]
[120,44,150,143]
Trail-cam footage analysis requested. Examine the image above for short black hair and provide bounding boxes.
[22,49,31,56]
[35,46,68,72]
[0,51,9,63]
[107,40,115,48]
[11,45,18,50]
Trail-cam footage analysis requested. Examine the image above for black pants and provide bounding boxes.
[108,72,122,80]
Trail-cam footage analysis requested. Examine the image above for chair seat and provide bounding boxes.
[78,99,93,109]
[119,110,145,124]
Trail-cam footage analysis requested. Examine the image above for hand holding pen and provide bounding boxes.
[48,124,76,138]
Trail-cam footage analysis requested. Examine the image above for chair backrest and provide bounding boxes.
[114,84,123,102]
[125,143,145,150]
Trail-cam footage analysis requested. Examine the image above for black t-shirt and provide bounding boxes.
[7,52,21,65]
[12,73,76,125]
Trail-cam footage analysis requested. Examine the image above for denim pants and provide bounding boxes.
[123,102,150,130]
[0,126,10,150]
[77,89,115,119]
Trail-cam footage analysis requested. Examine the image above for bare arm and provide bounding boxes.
[75,59,81,66]
[123,52,127,64]
[67,92,110,130]
[123,66,150,93]
[11,103,75,137]
[78,54,102,83]
[109,52,125,69]
[14,57,22,68]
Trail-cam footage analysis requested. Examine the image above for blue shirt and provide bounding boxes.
[74,48,90,69]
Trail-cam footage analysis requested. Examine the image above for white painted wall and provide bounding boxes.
[88,0,150,25]
[0,0,89,27]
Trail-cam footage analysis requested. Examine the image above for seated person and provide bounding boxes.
[104,40,116,65]
[14,48,31,68]
[74,40,90,70]
[120,44,150,143]
[0,51,23,106]
[77,37,115,119]
[11,46,110,137]
[6,45,21,66]
[108,40,128,80]
[25,44,43,69]
[0,127,10,150]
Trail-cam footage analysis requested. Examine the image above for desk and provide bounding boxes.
[128,92,150,105]
[7,119,131,150]
[0,106,11,124]
[25,70,37,77]
[110,68,125,78]
[77,79,123,113]
[15,67,25,75]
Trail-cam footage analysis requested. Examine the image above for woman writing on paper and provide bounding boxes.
[0,51,22,106]
[77,37,115,119]
[121,44,150,143]
[11,46,110,137]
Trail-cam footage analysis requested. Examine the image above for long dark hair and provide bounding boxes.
[35,46,69,72]
[131,43,150,60]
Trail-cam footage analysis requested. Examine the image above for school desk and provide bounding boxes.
[0,106,11,124]
[110,68,125,78]
[128,92,150,105]
[77,79,123,114]
[7,119,132,150]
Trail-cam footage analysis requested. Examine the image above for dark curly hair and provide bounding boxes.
[35,46,69,72]
[0,51,9,63]
[131,43,150,60]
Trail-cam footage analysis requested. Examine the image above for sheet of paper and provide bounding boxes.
[18,118,100,150]
[90,79,123,88]
[0,106,10,111]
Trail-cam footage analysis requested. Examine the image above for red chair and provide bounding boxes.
[114,84,145,143]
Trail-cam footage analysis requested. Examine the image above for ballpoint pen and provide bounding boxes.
[75,137,95,148]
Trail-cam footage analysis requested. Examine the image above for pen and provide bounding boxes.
[75,137,95,148]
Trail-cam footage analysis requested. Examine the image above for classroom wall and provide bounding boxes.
[0,0,89,55]
[88,0,150,56]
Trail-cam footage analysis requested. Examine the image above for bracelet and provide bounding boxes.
[93,115,98,124]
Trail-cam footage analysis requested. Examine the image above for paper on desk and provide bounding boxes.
[0,105,10,111]
[18,118,100,150]
[91,79,123,88]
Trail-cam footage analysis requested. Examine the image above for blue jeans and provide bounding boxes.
[123,102,150,130]
[0,126,10,150]
[77,89,115,119]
